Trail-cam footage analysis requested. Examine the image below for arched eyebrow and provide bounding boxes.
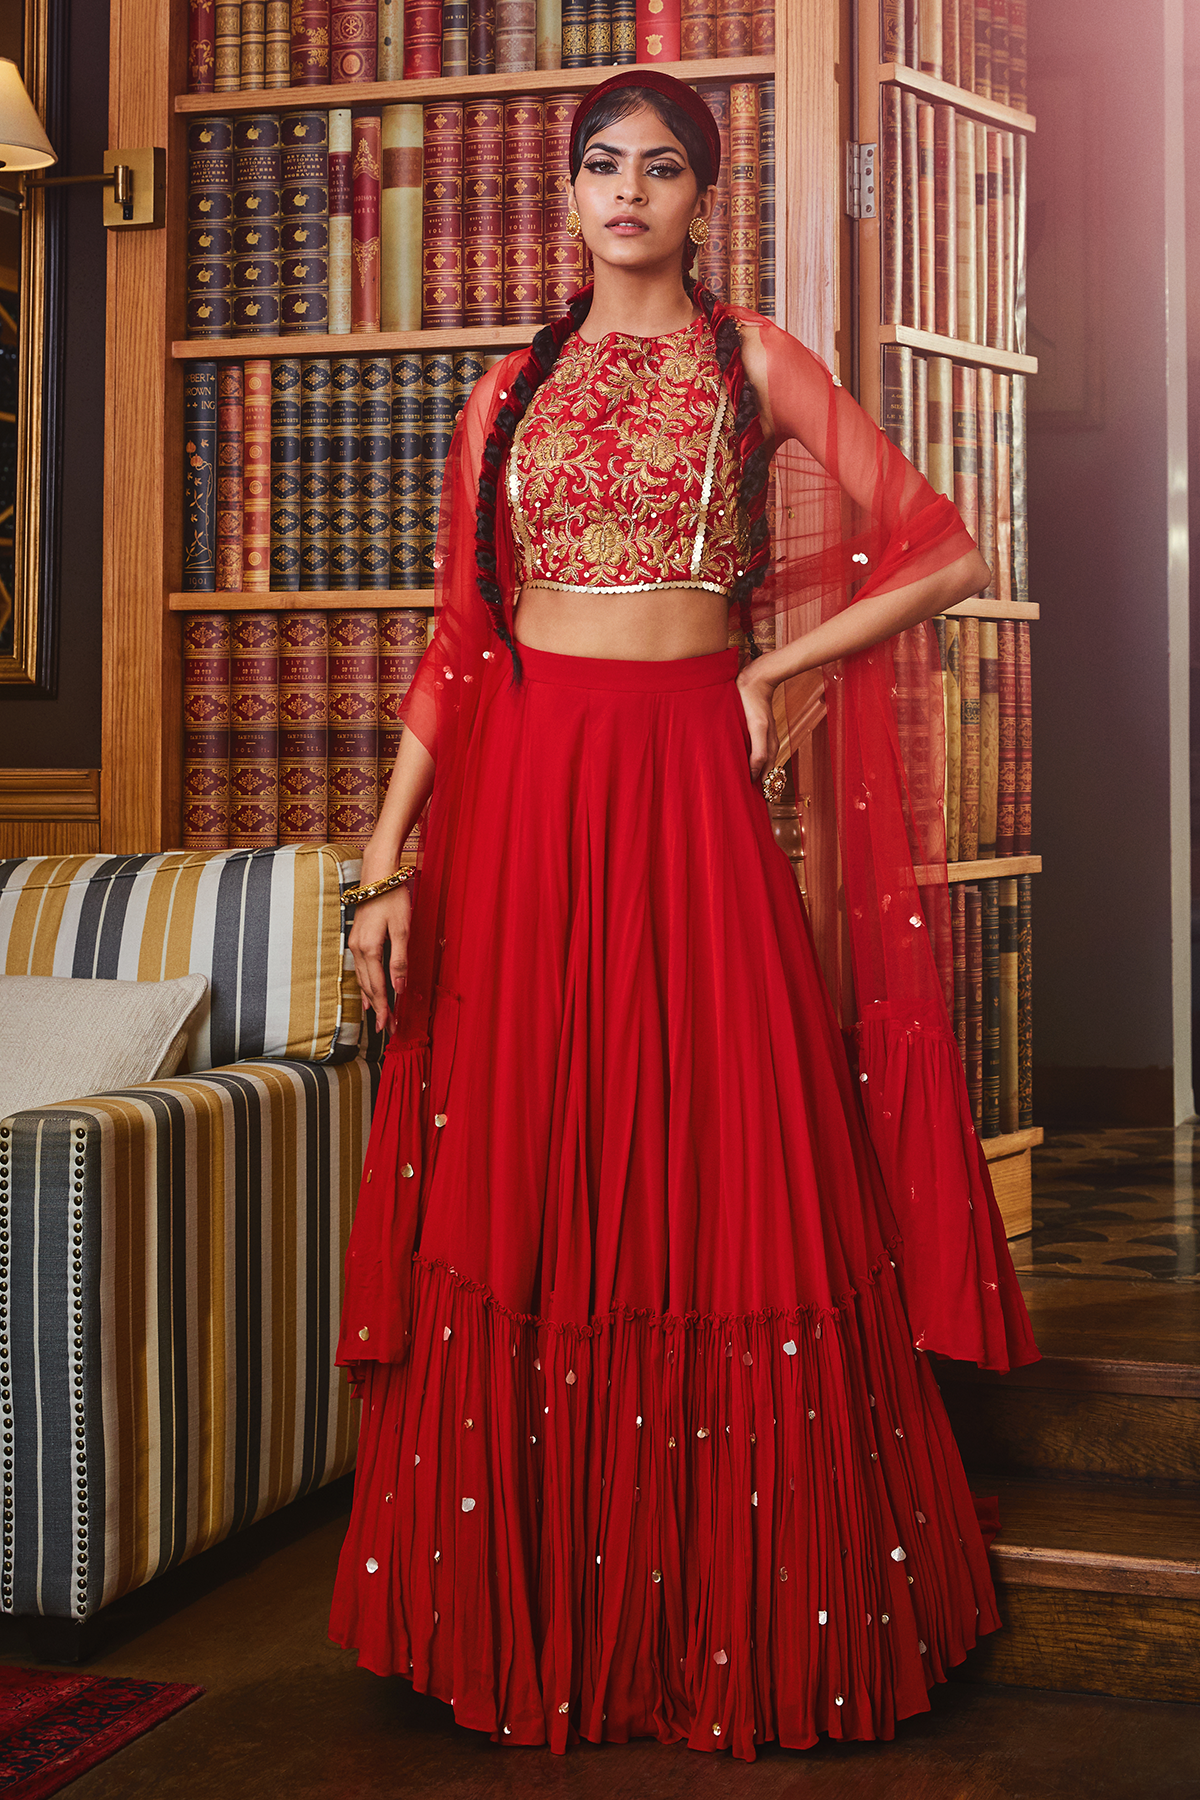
[583,141,688,161]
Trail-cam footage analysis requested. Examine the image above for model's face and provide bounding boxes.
[569,104,713,277]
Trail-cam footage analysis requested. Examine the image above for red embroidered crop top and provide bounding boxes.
[507,317,748,597]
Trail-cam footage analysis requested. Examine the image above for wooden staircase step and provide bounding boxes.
[1015,1275,1200,1367]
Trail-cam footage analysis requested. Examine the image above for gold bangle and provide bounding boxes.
[342,865,417,908]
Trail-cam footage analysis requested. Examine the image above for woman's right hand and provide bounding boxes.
[349,883,415,1037]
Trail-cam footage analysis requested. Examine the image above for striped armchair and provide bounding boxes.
[0,847,381,1628]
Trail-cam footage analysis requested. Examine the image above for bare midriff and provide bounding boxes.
[513,585,731,661]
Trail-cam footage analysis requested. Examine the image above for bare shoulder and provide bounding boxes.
[736,321,775,447]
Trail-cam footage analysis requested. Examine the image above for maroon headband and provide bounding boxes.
[569,70,721,182]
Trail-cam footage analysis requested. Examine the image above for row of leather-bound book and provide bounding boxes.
[185,85,774,337]
[182,607,430,851]
[182,352,493,592]
[187,0,774,92]
[882,0,1029,109]
[934,616,1031,862]
[881,94,1026,354]
[951,874,1033,1138]
[881,346,1028,606]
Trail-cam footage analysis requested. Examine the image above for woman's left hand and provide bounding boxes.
[736,662,779,785]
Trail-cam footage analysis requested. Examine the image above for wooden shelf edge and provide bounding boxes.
[982,1126,1044,1162]
[877,323,1037,375]
[169,591,435,610]
[947,855,1042,883]
[942,598,1039,621]
[0,767,101,823]
[174,325,535,359]
[175,55,777,114]
[877,62,1036,134]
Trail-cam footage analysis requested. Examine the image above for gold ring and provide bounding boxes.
[761,766,787,803]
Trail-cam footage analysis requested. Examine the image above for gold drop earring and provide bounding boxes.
[566,209,582,239]
[688,216,710,247]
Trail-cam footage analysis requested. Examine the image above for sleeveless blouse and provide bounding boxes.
[507,317,748,597]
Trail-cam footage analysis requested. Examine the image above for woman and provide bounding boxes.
[330,71,1037,1760]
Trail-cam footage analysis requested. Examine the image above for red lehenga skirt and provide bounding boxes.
[329,644,1000,1760]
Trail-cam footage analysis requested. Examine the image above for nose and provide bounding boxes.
[615,166,648,205]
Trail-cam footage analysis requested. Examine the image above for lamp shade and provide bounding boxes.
[0,59,56,171]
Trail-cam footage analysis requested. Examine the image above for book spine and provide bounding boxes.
[995,619,1016,856]
[926,354,953,502]
[359,355,393,589]
[292,0,333,84]
[976,366,996,598]
[912,349,928,475]
[751,0,772,53]
[471,0,496,69]
[379,0,405,76]
[952,880,967,1068]
[278,612,329,844]
[1009,0,1026,110]
[985,129,1001,348]
[463,97,506,324]
[215,1,241,92]
[957,614,980,861]
[183,612,232,852]
[424,100,465,327]
[242,1,267,89]
[901,91,919,330]
[280,110,330,334]
[502,95,543,324]
[717,0,750,57]
[965,883,983,1128]
[958,0,974,93]
[391,351,425,590]
[978,619,999,859]
[186,117,234,341]
[728,83,759,311]
[405,0,443,74]
[935,615,949,835]
[990,0,1008,107]
[381,104,425,332]
[453,349,486,427]
[954,115,976,342]
[561,0,589,66]
[916,103,936,334]
[757,80,775,319]
[933,104,957,340]
[229,612,280,850]
[265,0,293,83]
[586,0,610,62]
[881,343,914,461]
[183,361,219,594]
[1014,131,1027,353]
[544,93,584,311]
[1011,373,1028,602]
[881,85,902,325]
[1017,873,1033,1128]
[189,0,217,93]
[351,114,383,332]
[680,0,715,60]
[421,350,455,581]
[300,356,332,590]
[882,0,903,58]
[328,611,380,850]
[952,361,978,544]
[331,0,377,78]
[698,84,730,302]
[611,0,637,62]
[328,108,353,334]
[974,0,991,99]
[497,0,537,65]
[232,115,282,338]
[982,877,1000,1137]
[974,120,988,344]
[379,611,427,830]
[634,0,679,59]
[918,0,942,79]
[1001,129,1016,352]
[270,356,303,592]
[998,875,1018,1132]
[444,0,470,73]
[330,354,362,589]
[216,362,244,591]
[1015,620,1031,855]
[941,0,958,86]
[994,370,1012,605]
[242,360,273,592]
[536,0,561,68]
[944,616,961,860]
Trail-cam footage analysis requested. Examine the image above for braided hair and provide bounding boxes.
[473,88,772,680]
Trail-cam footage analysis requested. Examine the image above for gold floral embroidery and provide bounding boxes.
[509,319,747,597]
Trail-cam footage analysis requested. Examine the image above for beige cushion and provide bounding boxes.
[0,972,210,1118]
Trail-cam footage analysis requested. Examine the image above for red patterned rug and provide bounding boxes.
[0,1666,202,1798]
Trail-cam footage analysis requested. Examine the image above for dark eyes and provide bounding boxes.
[581,157,684,179]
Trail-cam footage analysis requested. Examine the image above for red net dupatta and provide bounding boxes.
[338,306,1038,1380]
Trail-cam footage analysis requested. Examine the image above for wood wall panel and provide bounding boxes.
[0,768,101,858]
[778,0,843,362]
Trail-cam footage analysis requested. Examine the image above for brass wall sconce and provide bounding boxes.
[0,57,163,228]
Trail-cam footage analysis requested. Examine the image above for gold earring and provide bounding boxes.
[566,209,582,240]
[688,216,710,247]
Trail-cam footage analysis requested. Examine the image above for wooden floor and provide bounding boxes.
[2,1126,1199,1795]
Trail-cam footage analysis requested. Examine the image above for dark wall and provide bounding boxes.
[0,0,107,766]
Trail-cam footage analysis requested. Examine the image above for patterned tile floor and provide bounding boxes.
[1011,1123,1199,1283]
